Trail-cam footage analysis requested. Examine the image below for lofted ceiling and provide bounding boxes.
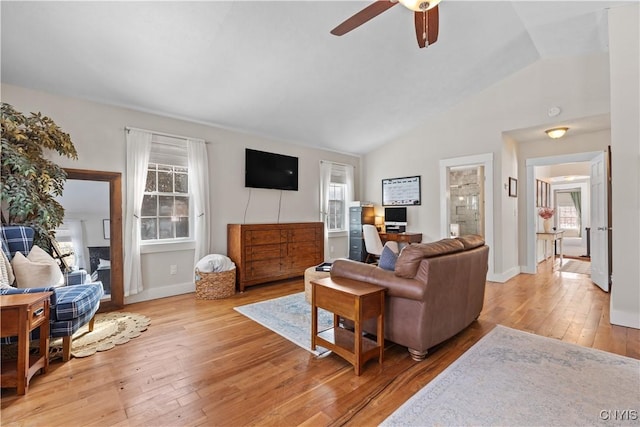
[0,1,629,155]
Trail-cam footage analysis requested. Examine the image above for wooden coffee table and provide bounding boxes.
[311,276,385,375]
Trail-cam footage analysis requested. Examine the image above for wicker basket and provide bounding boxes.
[195,268,236,300]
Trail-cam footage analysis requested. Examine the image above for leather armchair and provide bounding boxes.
[330,235,489,361]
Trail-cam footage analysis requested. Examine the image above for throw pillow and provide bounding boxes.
[11,245,64,288]
[1,238,11,261]
[378,245,398,271]
[0,249,15,288]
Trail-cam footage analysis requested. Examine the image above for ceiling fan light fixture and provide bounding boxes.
[545,127,569,139]
[398,0,441,12]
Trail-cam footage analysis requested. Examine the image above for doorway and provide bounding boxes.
[553,183,590,259]
[448,166,485,237]
[440,153,495,280]
[524,151,609,292]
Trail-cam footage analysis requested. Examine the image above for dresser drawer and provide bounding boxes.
[245,243,285,261]
[288,228,319,242]
[245,229,283,245]
[247,260,283,279]
[287,241,319,257]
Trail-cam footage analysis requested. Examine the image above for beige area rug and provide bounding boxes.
[2,312,150,361]
[51,312,150,359]
[381,325,639,426]
[560,259,591,275]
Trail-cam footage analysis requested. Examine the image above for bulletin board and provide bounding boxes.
[382,176,421,206]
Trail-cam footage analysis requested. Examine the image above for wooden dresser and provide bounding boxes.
[227,222,324,292]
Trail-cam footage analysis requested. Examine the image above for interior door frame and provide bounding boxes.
[439,153,494,280]
[65,168,123,310]
[524,151,603,274]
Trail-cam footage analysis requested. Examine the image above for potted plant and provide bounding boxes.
[538,207,555,233]
[1,102,78,253]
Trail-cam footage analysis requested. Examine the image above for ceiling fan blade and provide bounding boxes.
[330,0,398,36]
[414,5,439,48]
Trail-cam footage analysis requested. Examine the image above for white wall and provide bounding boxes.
[362,8,638,328]
[363,53,611,282]
[609,4,640,329]
[2,83,361,303]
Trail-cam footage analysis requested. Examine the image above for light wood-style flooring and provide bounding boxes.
[2,259,638,426]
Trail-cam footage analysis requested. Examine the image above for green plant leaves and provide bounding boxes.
[1,102,78,252]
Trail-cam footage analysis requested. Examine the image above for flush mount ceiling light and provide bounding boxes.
[545,127,569,139]
[398,0,442,12]
[330,0,441,48]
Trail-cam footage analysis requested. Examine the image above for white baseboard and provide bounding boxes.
[610,308,640,329]
[125,281,195,305]
[488,266,521,283]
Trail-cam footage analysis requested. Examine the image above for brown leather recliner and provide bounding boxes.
[330,235,489,361]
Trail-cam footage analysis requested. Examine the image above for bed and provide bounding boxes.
[88,246,111,295]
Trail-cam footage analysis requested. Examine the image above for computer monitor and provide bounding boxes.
[384,207,407,232]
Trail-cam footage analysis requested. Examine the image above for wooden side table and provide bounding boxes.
[311,277,385,375]
[1,292,52,395]
[536,230,565,271]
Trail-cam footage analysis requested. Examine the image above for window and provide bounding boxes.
[141,139,190,241]
[320,161,354,236]
[556,191,581,236]
[327,183,346,231]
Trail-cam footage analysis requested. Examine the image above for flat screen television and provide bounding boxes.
[245,148,299,191]
[384,207,407,225]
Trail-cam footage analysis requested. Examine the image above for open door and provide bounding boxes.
[590,151,610,292]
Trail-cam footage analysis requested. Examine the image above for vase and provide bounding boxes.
[543,218,552,233]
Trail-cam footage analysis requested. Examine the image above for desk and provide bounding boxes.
[379,232,422,244]
[1,292,52,395]
[536,230,564,271]
[311,277,385,376]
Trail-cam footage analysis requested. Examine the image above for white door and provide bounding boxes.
[590,151,609,292]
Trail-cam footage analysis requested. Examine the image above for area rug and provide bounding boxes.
[381,325,639,426]
[1,312,150,361]
[49,311,150,359]
[561,259,591,275]
[234,292,333,356]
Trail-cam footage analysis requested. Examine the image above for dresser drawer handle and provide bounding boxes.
[33,308,44,317]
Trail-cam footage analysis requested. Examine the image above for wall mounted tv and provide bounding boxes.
[382,175,421,206]
[245,148,299,191]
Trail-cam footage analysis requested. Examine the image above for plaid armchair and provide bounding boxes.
[1,225,104,361]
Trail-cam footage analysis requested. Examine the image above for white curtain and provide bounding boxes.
[187,139,210,264]
[345,164,355,207]
[319,161,333,260]
[65,219,86,270]
[123,129,152,297]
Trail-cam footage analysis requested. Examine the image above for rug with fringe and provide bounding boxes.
[381,325,639,426]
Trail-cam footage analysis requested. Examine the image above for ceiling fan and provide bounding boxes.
[330,0,441,48]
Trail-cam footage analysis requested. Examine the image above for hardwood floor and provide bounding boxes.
[2,262,638,426]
